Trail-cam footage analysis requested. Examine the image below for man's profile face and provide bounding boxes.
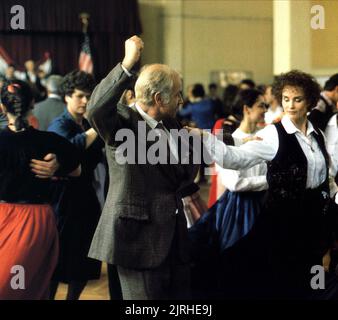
[333,86,338,103]
[161,75,183,118]
[66,88,91,117]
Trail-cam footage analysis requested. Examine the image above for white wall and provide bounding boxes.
[138,0,273,91]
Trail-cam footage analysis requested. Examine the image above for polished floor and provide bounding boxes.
[55,264,110,300]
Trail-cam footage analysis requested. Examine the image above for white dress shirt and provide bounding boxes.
[216,128,268,192]
[325,114,338,173]
[324,114,338,200]
[204,115,329,190]
[134,103,179,161]
[14,70,37,83]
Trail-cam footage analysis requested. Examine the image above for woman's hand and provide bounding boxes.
[184,126,208,137]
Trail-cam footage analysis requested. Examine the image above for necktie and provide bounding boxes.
[155,122,176,163]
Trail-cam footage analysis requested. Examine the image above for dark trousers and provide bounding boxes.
[117,218,191,300]
[107,264,122,300]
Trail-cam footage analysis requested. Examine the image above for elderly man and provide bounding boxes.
[87,36,199,300]
[33,75,65,131]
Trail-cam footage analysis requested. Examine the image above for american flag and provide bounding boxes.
[0,45,13,75]
[79,32,93,74]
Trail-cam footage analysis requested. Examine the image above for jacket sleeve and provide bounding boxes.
[87,63,133,143]
[48,119,87,150]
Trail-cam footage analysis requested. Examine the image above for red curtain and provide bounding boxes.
[0,0,142,79]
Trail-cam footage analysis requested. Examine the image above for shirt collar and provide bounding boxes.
[135,103,162,129]
[281,115,317,136]
[327,114,338,127]
[321,92,334,107]
[48,93,62,100]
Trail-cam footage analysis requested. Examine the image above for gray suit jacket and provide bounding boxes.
[33,97,66,131]
[87,63,199,269]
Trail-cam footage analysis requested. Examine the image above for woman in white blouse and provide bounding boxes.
[324,113,338,274]
[189,70,338,299]
[214,89,268,254]
[189,89,268,299]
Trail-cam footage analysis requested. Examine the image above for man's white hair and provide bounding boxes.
[46,74,63,94]
[135,64,179,106]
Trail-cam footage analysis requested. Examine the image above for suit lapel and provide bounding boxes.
[130,107,179,186]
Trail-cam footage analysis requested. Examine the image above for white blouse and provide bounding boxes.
[216,128,268,192]
[325,114,338,174]
[204,116,331,190]
[324,114,338,199]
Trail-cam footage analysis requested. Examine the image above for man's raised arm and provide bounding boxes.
[87,36,144,142]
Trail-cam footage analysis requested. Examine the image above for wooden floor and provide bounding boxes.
[55,264,110,300]
[55,181,211,300]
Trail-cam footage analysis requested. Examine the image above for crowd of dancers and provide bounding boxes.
[0,35,338,300]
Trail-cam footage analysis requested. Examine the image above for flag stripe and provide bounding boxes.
[0,45,13,65]
[0,45,13,74]
[79,33,93,74]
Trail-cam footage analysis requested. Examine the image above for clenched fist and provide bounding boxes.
[122,35,144,71]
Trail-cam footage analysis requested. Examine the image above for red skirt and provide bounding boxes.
[0,203,59,300]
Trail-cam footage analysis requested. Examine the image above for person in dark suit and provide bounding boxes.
[21,60,47,103]
[87,36,199,300]
[33,75,66,131]
[308,73,338,131]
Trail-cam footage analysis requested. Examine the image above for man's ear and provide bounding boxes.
[243,105,250,115]
[154,92,162,106]
[64,94,72,104]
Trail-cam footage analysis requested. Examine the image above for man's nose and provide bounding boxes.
[178,93,184,104]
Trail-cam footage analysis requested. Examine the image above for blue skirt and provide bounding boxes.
[189,190,265,258]
[188,190,266,299]
[215,190,265,252]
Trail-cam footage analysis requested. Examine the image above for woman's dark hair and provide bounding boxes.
[223,84,239,116]
[60,70,96,97]
[272,70,321,111]
[231,89,262,120]
[324,73,338,91]
[0,80,33,130]
[191,83,205,98]
[240,79,256,89]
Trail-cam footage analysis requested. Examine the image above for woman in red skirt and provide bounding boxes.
[0,80,81,299]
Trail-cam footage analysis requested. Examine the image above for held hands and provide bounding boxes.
[184,126,207,137]
[30,153,60,179]
[122,35,144,71]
